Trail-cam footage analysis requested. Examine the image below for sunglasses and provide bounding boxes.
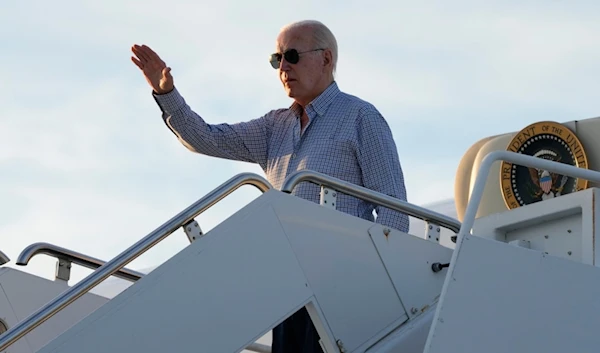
[269,48,324,69]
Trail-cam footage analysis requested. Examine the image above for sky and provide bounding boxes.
[1,0,600,345]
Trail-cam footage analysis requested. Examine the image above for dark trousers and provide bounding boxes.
[271,307,324,353]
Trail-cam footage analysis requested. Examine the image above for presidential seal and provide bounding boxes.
[500,121,589,210]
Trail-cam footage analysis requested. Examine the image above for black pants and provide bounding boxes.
[271,307,324,353]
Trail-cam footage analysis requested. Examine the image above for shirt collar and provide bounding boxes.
[289,81,341,118]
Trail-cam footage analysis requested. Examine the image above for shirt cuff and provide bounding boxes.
[152,87,186,114]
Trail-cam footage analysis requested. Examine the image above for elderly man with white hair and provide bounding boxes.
[132,19,409,353]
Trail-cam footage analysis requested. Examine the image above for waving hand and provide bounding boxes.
[131,44,174,94]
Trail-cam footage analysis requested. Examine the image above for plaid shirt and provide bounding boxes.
[154,81,409,232]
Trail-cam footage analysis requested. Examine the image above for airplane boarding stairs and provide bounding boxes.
[1,151,600,352]
[0,243,271,353]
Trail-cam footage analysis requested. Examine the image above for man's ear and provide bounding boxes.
[323,49,333,68]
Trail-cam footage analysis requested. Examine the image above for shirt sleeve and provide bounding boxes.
[153,87,272,170]
[355,110,410,233]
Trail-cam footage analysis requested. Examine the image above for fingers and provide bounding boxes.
[131,56,143,70]
[142,45,163,63]
[133,44,164,64]
[132,44,151,63]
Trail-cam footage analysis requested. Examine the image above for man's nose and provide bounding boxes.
[279,58,292,71]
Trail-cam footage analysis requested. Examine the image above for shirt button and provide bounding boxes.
[292,153,296,159]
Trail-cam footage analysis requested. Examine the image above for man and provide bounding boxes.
[131,19,408,353]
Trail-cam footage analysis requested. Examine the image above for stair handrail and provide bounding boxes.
[281,170,462,233]
[0,172,272,351]
[16,242,145,282]
[456,150,600,244]
[0,250,9,265]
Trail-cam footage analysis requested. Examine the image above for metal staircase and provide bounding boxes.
[1,151,600,352]
[0,165,459,352]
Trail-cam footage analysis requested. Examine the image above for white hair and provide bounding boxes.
[281,20,338,75]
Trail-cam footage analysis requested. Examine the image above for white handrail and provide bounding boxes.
[16,242,145,282]
[281,170,462,233]
[457,150,600,244]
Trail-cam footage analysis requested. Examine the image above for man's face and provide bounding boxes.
[273,27,325,104]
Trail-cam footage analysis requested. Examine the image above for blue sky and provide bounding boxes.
[1,0,600,285]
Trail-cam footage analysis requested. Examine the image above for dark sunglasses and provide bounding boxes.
[269,48,324,69]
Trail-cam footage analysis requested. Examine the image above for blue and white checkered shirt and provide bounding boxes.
[154,81,409,232]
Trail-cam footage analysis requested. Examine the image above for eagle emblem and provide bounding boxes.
[527,149,568,200]
[500,121,589,210]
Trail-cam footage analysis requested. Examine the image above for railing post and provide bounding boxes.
[319,186,337,209]
[425,222,441,243]
[55,258,72,283]
[183,219,204,243]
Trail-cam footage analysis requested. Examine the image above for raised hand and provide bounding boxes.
[131,44,174,94]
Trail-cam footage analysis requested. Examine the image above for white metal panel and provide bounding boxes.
[36,193,317,353]
[273,195,409,352]
[366,303,437,353]
[0,272,33,353]
[473,187,597,266]
[368,224,453,319]
[0,268,108,353]
[506,214,582,261]
[424,234,600,353]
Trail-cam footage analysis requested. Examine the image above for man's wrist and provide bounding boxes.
[153,87,175,95]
